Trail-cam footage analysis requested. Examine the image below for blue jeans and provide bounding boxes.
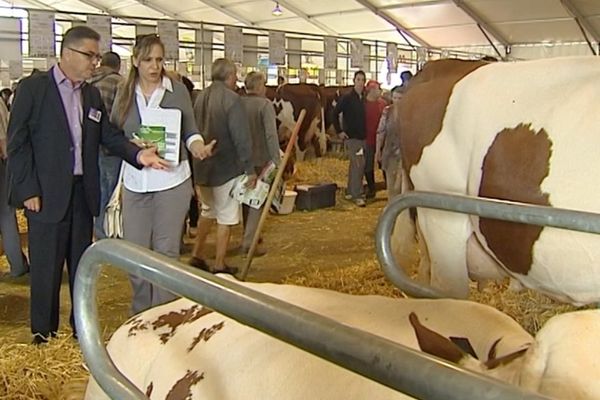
[94,153,121,239]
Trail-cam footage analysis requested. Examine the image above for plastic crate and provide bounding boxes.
[294,183,338,211]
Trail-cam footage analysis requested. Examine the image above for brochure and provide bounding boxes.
[230,175,271,209]
[139,108,182,165]
[137,125,166,157]
[229,161,284,209]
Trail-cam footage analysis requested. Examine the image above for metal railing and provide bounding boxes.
[74,239,551,400]
[376,191,600,299]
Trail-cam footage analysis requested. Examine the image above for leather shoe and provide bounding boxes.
[189,257,210,272]
[31,332,55,345]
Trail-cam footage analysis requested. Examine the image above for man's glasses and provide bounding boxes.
[68,47,102,63]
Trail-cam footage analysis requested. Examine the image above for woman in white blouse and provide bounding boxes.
[112,34,214,314]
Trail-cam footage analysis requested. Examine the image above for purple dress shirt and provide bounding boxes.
[52,65,84,175]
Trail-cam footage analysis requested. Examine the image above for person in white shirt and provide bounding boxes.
[112,34,214,314]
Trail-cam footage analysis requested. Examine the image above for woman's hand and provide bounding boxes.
[190,139,217,160]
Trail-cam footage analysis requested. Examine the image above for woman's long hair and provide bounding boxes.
[114,34,166,128]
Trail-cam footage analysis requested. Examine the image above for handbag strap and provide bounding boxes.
[112,162,125,200]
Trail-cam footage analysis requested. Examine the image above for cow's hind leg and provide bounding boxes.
[390,209,422,280]
[417,209,471,298]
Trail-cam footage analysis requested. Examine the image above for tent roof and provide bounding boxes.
[4,0,600,51]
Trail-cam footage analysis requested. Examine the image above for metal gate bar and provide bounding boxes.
[376,191,600,299]
[74,239,551,400]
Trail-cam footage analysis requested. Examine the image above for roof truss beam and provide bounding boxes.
[560,0,600,42]
[452,0,510,48]
[75,0,110,14]
[275,0,338,36]
[73,0,143,33]
[130,0,180,19]
[21,0,86,21]
[353,0,431,48]
[380,0,449,11]
[197,0,255,26]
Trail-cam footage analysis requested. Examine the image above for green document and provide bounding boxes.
[138,125,166,157]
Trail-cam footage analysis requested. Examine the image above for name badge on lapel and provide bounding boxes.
[88,108,102,123]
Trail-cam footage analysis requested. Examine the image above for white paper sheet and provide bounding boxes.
[140,108,182,166]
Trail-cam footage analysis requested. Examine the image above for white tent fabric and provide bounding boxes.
[2,0,600,58]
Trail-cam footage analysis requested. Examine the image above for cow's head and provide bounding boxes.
[409,312,529,384]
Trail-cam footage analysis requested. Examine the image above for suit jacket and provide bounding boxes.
[7,68,141,223]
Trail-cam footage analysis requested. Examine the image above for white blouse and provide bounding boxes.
[123,76,196,193]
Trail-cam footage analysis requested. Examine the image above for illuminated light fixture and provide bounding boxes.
[272,2,283,16]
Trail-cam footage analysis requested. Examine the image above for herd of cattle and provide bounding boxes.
[85,56,600,399]
[239,82,353,159]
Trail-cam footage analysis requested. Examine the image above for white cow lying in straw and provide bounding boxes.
[85,279,600,399]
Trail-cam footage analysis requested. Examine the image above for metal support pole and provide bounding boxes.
[376,191,600,299]
[75,239,550,400]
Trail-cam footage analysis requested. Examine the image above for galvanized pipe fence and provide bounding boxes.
[74,237,552,400]
[376,191,600,299]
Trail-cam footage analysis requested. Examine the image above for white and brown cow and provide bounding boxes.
[392,57,600,305]
[240,83,352,161]
[270,83,326,160]
[85,277,600,400]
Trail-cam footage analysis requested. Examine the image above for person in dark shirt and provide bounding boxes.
[332,70,367,207]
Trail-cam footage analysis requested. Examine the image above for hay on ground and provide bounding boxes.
[0,156,588,398]
[285,260,589,335]
[0,334,87,400]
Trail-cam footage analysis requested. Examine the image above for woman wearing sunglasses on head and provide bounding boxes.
[112,34,215,314]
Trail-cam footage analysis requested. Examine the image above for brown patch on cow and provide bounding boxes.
[275,84,322,153]
[127,316,149,338]
[399,60,487,176]
[408,312,465,364]
[145,382,154,397]
[152,305,214,344]
[187,321,225,352]
[165,370,204,400]
[484,347,528,370]
[479,123,552,275]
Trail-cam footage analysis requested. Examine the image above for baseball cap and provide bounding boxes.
[366,80,380,91]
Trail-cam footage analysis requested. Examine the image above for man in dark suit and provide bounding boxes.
[7,26,168,344]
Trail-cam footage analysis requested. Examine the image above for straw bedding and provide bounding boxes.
[0,157,583,399]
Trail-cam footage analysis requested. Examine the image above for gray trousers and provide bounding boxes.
[384,159,403,200]
[242,204,261,249]
[0,159,28,276]
[364,143,376,194]
[123,178,193,315]
[345,139,366,199]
